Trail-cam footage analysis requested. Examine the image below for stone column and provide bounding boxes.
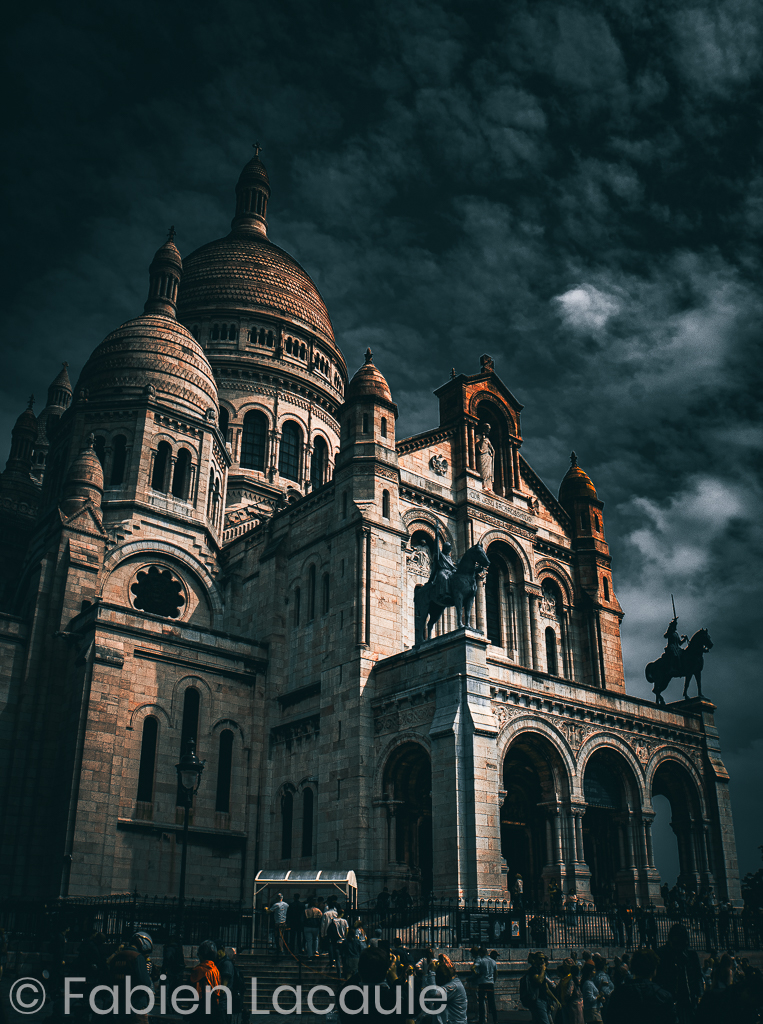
[545,818,554,868]
[625,816,636,868]
[553,810,564,865]
[475,574,486,634]
[526,591,539,671]
[642,816,655,868]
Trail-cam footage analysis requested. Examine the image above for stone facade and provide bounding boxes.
[0,153,742,907]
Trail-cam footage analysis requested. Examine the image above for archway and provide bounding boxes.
[382,743,433,900]
[582,748,641,904]
[501,732,570,903]
[485,541,526,664]
[651,759,706,893]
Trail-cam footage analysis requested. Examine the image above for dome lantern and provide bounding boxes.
[231,144,271,237]
[144,227,183,317]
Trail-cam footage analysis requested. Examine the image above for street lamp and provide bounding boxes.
[175,737,205,931]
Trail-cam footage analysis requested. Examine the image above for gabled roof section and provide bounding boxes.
[396,424,457,456]
[433,370,524,416]
[519,454,571,531]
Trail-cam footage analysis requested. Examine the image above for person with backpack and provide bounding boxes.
[326,908,347,978]
[107,931,154,1024]
[162,934,185,994]
[215,943,245,1023]
[190,940,222,1019]
[520,952,560,1024]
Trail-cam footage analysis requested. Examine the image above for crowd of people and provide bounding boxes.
[21,926,245,1024]
[520,923,763,1023]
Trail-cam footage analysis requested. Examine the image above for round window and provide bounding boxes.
[130,564,186,618]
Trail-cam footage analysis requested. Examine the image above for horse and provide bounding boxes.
[414,543,490,646]
[645,628,713,705]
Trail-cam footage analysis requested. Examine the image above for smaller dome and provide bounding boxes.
[60,435,104,516]
[13,402,37,436]
[237,154,270,192]
[559,451,597,506]
[77,314,218,419]
[346,349,392,403]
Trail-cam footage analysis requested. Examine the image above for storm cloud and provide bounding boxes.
[3,0,763,878]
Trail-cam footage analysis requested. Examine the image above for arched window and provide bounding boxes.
[136,716,158,803]
[93,435,106,467]
[302,789,314,857]
[229,324,237,341]
[110,435,127,486]
[151,441,171,492]
[486,558,504,647]
[176,688,200,805]
[381,417,387,438]
[241,411,268,471]
[279,421,302,481]
[281,791,293,859]
[322,573,330,615]
[311,436,328,490]
[545,627,558,675]
[172,448,192,500]
[603,576,610,600]
[215,729,234,814]
[211,324,220,341]
[218,408,229,439]
[362,413,369,434]
[484,544,524,661]
[293,587,301,627]
[220,323,229,341]
[286,339,293,354]
[382,490,390,518]
[308,565,316,620]
[580,511,589,531]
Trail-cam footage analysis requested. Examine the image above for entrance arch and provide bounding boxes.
[382,742,433,899]
[501,731,571,903]
[651,757,707,891]
[582,748,641,903]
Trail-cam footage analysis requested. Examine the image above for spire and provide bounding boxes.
[46,362,72,412]
[365,347,374,364]
[144,230,183,317]
[231,147,271,236]
[570,450,577,467]
[3,400,37,479]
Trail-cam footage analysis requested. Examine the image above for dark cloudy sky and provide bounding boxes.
[3,0,762,884]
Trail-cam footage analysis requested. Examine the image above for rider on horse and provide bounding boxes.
[663,617,688,676]
[428,528,457,604]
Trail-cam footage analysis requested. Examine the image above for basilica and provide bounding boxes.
[0,152,742,907]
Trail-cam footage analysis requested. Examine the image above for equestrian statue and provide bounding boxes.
[414,528,490,646]
[645,597,713,705]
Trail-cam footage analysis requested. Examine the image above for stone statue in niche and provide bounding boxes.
[477,423,495,491]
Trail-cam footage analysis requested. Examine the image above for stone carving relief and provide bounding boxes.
[429,454,448,476]
[407,542,432,579]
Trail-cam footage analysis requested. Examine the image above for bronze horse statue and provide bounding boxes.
[414,543,490,645]
[645,628,713,706]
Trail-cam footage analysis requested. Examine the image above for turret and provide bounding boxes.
[143,228,182,317]
[559,451,624,690]
[60,434,104,518]
[3,398,37,481]
[230,144,270,236]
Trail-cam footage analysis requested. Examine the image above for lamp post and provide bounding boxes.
[175,737,205,934]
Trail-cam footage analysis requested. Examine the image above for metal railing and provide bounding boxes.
[2,896,761,955]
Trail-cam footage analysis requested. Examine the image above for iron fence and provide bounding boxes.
[0,894,253,949]
[1,896,761,956]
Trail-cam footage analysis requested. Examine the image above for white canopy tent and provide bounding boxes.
[253,869,358,909]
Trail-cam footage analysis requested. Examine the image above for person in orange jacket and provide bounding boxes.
[190,940,222,1018]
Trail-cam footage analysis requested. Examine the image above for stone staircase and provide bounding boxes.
[235,950,339,1017]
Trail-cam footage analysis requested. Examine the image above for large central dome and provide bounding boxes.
[177,233,335,344]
